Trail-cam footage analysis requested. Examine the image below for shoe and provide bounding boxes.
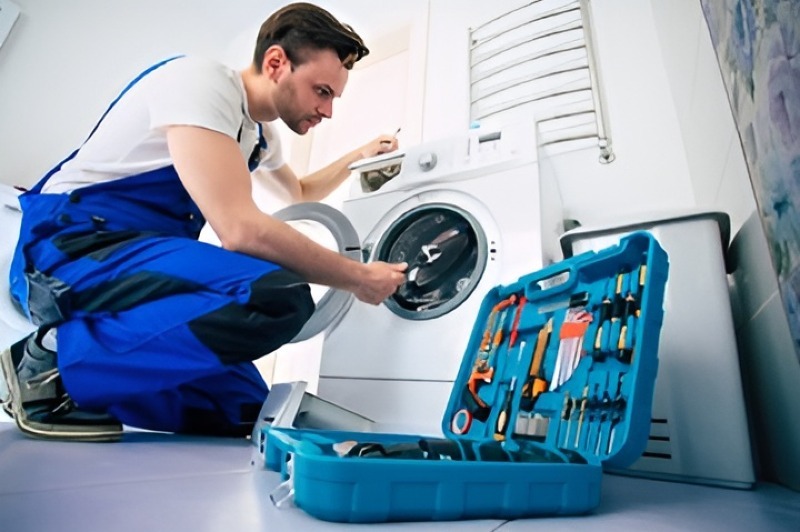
[0,331,123,442]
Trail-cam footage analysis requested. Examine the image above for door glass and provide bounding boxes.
[377,206,486,319]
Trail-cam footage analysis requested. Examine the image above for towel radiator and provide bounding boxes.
[469,0,614,163]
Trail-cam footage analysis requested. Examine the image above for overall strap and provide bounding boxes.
[247,123,268,172]
[29,56,185,194]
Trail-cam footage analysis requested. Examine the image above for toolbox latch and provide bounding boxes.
[269,454,296,509]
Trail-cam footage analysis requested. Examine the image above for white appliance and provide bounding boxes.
[560,211,755,489]
[316,123,564,434]
[0,186,34,349]
[0,186,35,412]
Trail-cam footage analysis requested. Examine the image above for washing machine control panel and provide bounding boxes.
[348,122,537,198]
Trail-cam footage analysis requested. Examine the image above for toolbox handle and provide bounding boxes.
[521,263,581,303]
[269,429,327,458]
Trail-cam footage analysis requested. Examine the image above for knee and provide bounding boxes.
[248,273,315,347]
[188,270,315,364]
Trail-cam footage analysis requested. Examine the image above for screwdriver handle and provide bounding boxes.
[493,377,517,441]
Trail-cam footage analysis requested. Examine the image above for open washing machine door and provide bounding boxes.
[272,202,361,342]
[370,202,489,321]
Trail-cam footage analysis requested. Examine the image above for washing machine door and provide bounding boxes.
[371,202,488,320]
[272,202,361,342]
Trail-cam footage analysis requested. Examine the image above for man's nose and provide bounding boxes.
[317,99,333,119]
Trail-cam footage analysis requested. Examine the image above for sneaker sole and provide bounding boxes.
[0,346,123,443]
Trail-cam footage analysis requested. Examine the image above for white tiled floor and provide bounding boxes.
[1,419,798,532]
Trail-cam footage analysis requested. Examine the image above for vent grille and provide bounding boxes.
[641,417,673,461]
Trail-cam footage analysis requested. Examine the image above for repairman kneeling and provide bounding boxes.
[0,2,406,442]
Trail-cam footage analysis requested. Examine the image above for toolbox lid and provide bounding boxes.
[441,231,669,470]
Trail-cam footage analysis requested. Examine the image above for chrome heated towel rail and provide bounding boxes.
[469,0,614,163]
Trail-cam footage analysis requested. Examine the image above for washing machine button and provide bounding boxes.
[418,152,438,172]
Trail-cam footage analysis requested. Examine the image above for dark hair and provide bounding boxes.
[253,2,369,72]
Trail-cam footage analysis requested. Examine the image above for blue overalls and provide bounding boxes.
[8,58,314,435]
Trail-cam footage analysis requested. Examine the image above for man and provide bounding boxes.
[0,2,407,441]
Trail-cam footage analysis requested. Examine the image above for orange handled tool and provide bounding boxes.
[521,318,552,409]
[480,294,517,351]
[467,361,493,409]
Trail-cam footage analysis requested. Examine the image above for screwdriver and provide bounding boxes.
[562,395,579,448]
[493,341,525,441]
[493,376,517,442]
[555,391,572,447]
[594,388,612,455]
[606,375,626,454]
[618,264,646,363]
[574,385,590,449]
[593,291,613,355]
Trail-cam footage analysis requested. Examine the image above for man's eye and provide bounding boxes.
[316,88,332,98]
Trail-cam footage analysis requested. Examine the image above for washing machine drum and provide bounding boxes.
[376,206,486,320]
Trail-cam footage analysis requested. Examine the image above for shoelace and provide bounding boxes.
[52,394,75,415]
[24,368,76,415]
[24,367,60,389]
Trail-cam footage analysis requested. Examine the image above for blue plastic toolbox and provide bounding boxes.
[263,231,669,522]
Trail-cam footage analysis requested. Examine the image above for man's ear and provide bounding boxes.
[263,45,289,79]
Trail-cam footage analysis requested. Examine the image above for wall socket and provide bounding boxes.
[0,0,20,49]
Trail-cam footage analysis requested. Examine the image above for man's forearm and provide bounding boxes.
[298,146,362,201]
[226,208,364,291]
[297,134,399,201]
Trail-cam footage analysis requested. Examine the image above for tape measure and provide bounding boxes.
[450,408,473,435]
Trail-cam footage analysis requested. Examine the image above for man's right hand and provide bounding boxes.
[352,261,408,305]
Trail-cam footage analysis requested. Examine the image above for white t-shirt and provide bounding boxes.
[42,56,284,194]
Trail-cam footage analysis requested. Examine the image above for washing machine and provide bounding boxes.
[316,122,565,434]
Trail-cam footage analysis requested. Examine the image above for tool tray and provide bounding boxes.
[263,232,669,522]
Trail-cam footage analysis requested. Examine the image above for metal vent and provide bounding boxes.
[641,417,673,461]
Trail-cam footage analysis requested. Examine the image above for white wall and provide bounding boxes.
[0,0,251,187]
[650,0,755,236]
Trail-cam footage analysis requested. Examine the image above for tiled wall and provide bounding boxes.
[651,0,800,490]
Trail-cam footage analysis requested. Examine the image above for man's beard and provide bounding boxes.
[274,82,313,135]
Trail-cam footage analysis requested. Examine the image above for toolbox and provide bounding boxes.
[262,231,669,522]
